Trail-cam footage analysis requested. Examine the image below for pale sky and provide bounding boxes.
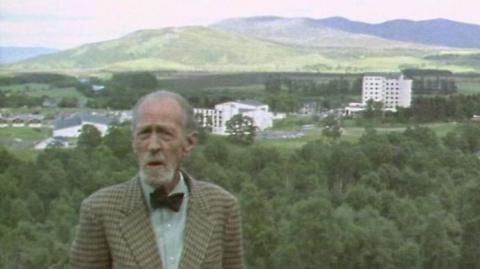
[1,0,479,49]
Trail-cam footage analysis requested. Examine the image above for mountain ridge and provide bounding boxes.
[214,16,480,48]
[3,16,480,73]
[293,16,480,48]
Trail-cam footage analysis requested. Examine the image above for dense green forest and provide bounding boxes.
[1,122,480,269]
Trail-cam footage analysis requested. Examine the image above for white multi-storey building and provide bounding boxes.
[345,74,412,116]
[362,75,412,111]
[194,100,273,135]
[193,108,224,134]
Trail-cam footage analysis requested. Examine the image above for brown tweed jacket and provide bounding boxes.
[70,173,244,269]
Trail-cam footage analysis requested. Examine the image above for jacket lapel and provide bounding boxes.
[119,177,163,269]
[180,173,215,269]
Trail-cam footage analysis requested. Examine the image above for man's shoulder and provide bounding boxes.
[193,179,238,205]
[81,178,137,209]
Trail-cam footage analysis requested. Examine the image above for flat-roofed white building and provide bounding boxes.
[344,102,367,116]
[362,75,412,111]
[194,100,273,135]
[53,112,113,137]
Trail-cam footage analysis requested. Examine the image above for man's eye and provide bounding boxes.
[160,131,173,140]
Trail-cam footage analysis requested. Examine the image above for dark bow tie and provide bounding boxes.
[150,188,184,212]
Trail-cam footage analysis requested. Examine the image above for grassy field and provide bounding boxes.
[0,127,51,161]
[0,127,51,140]
[257,131,324,152]
[258,121,460,151]
[340,123,457,142]
[456,80,480,94]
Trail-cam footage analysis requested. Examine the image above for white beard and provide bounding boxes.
[140,166,175,188]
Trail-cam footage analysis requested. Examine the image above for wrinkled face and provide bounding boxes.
[132,97,197,188]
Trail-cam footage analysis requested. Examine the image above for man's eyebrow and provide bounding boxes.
[136,125,152,133]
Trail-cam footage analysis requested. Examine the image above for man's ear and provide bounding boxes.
[183,131,198,157]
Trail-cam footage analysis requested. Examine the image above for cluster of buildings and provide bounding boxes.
[345,75,412,116]
[30,112,120,149]
[0,114,44,128]
[50,100,275,138]
[2,99,275,149]
[2,74,415,149]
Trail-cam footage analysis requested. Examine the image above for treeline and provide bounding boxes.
[402,69,458,95]
[265,76,362,96]
[87,72,159,109]
[0,92,80,108]
[1,123,480,268]
[263,76,362,112]
[381,94,480,123]
[0,73,88,90]
[0,92,44,108]
[158,72,356,91]
[412,78,457,95]
[0,73,90,108]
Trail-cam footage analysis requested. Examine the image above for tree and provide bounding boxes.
[364,99,384,119]
[203,137,229,166]
[58,97,78,108]
[103,125,133,158]
[321,114,342,140]
[265,76,281,94]
[226,114,256,145]
[77,124,102,149]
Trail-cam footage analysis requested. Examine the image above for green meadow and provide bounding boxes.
[258,121,460,151]
[0,127,51,140]
[456,80,480,94]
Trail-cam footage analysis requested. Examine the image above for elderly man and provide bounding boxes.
[70,90,244,269]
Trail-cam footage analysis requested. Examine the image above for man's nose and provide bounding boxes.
[147,133,162,151]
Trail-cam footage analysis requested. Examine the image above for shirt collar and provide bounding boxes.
[140,172,188,209]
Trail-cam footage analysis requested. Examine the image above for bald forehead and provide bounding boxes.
[136,96,186,128]
[138,96,181,112]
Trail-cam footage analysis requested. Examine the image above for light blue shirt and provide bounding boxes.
[140,173,189,269]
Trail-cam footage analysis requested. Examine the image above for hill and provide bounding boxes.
[6,26,335,72]
[311,17,480,49]
[212,16,438,49]
[3,21,480,74]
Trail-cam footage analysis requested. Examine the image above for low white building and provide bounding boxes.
[344,102,367,117]
[53,112,113,137]
[194,100,273,135]
[11,117,26,127]
[28,118,43,128]
[109,110,133,123]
